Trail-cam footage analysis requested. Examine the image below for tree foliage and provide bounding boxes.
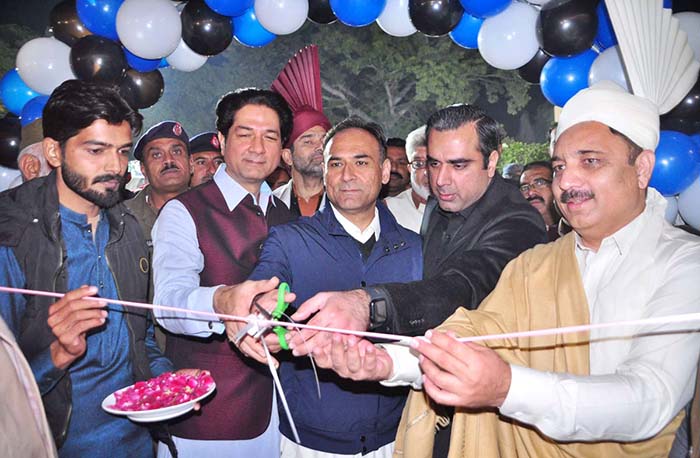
[498,138,550,171]
[147,22,551,140]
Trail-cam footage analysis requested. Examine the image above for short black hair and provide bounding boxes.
[324,116,387,161]
[426,104,505,168]
[523,160,553,174]
[215,88,293,145]
[43,79,142,145]
[386,137,406,148]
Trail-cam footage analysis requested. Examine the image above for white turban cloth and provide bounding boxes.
[555,81,660,153]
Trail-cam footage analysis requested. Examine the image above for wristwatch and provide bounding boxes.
[365,286,388,330]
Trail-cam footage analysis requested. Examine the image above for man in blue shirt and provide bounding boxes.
[0,80,173,457]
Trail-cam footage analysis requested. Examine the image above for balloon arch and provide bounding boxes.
[0,0,700,226]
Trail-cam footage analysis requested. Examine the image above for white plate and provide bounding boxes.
[101,382,216,423]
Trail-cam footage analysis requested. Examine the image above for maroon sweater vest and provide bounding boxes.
[165,179,291,440]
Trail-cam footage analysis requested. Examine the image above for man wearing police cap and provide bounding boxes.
[189,131,224,188]
[126,121,191,309]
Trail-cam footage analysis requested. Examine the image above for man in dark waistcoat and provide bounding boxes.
[0,80,175,457]
[152,88,294,456]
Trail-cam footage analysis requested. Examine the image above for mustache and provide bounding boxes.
[160,163,180,174]
[92,173,123,185]
[560,189,595,203]
[527,196,545,204]
[390,172,404,179]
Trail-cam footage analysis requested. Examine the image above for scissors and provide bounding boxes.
[234,282,291,350]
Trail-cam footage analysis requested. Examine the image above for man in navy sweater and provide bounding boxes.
[241,116,423,457]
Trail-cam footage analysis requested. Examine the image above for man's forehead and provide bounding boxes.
[232,104,281,131]
[300,125,327,137]
[146,137,186,149]
[521,166,552,181]
[192,150,222,158]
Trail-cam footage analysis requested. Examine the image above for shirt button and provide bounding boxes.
[360,435,366,442]
[361,281,366,287]
[393,244,399,250]
[256,210,263,217]
[384,247,390,253]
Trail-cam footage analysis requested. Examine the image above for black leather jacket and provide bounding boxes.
[0,171,154,448]
[374,174,547,335]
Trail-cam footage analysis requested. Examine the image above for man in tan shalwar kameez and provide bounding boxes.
[316,82,700,458]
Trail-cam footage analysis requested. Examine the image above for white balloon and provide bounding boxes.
[588,45,631,92]
[166,39,208,72]
[678,176,700,231]
[0,165,21,192]
[477,2,539,70]
[16,38,75,95]
[377,0,416,37]
[664,195,679,224]
[675,12,700,62]
[254,0,309,36]
[117,0,182,60]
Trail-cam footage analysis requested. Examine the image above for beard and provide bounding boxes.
[411,172,430,200]
[292,152,323,178]
[61,158,124,209]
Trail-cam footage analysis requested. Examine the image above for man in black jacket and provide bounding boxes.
[286,104,546,352]
[0,80,175,457]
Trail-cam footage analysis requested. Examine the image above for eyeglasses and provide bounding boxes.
[410,160,426,170]
[519,178,551,193]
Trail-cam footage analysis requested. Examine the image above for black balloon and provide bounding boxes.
[181,0,233,56]
[409,0,463,37]
[49,0,91,46]
[70,36,128,84]
[0,115,21,169]
[119,69,165,110]
[308,0,337,24]
[536,0,598,57]
[518,49,551,84]
[661,71,700,131]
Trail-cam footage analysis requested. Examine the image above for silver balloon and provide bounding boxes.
[117,0,182,60]
[16,38,75,95]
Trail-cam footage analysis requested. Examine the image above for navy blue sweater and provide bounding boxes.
[250,203,423,454]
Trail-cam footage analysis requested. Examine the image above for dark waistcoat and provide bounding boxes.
[166,179,291,440]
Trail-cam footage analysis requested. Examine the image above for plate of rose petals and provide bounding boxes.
[102,371,216,422]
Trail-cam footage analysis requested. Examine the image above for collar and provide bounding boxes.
[329,203,381,243]
[213,164,275,213]
[59,204,103,227]
[574,193,650,256]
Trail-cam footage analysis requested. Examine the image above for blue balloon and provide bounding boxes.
[233,8,276,47]
[159,58,169,69]
[0,69,39,116]
[459,0,510,19]
[205,0,253,17]
[20,95,49,127]
[449,12,484,49]
[691,134,700,151]
[124,48,161,72]
[76,0,123,41]
[650,131,700,196]
[329,0,386,27]
[663,0,672,8]
[540,49,597,107]
[594,1,617,50]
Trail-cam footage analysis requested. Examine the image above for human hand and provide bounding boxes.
[174,368,210,411]
[213,277,295,367]
[312,334,393,382]
[288,290,370,356]
[412,330,511,409]
[48,285,107,370]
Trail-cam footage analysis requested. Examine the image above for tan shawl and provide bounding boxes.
[394,234,683,458]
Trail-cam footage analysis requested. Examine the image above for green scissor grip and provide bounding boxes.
[273,282,290,350]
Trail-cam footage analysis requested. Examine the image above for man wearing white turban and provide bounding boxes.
[317,82,700,458]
